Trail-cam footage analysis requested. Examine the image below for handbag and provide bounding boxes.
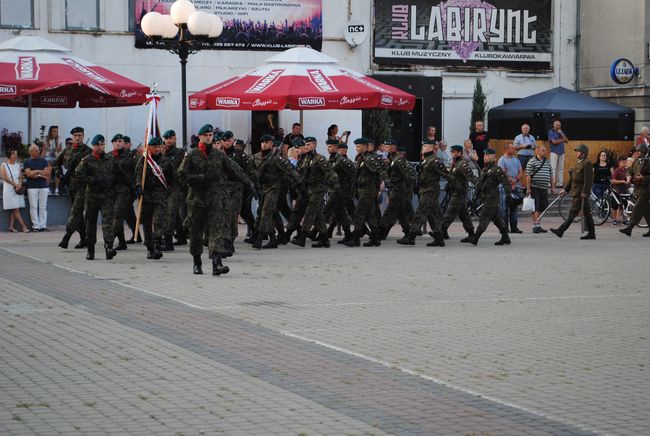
[4,163,26,195]
[522,195,535,212]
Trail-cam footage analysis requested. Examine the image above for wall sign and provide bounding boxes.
[344,19,369,48]
[610,58,637,85]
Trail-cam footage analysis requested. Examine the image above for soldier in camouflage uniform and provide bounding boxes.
[134,137,175,260]
[336,143,356,241]
[323,139,355,242]
[161,130,186,251]
[620,143,650,237]
[75,135,117,260]
[123,135,141,244]
[397,140,448,247]
[441,145,478,242]
[178,125,251,275]
[344,138,386,247]
[110,134,135,251]
[282,138,308,243]
[57,126,91,249]
[380,139,416,239]
[466,148,511,246]
[290,137,337,248]
[551,144,596,240]
[236,139,257,238]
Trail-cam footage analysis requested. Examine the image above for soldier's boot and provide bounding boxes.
[291,230,307,247]
[245,231,257,244]
[193,255,203,275]
[252,233,265,250]
[580,216,596,240]
[212,255,230,276]
[161,236,174,252]
[246,225,254,239]
[58,231,73,249]
[282,225,299,244]
[426,233,446,247]
[619,225,633,237]
[363,231,381,247]
[643,230,650,237]
[343,230,361,247]
[153,240,164,259]
[396,233,416,246]
[494,229,511,246]
[306,228,319,241]
[466,226,485,246]
[337,227,352,244]
[85,245,95,261]
[105,243,117,260]
[276,228,288,245]
[221,239,233,258]
[312,233,330,248]
[460,229,476,243]
[550,214,575,238]
[126,236,135,244]
[146,243,156,259]
[326,223,336,239]
[379,226,390,240]
[443,228,450,240]
[74,228,87,249]
[115,234,128,251]
[262,232,278,249]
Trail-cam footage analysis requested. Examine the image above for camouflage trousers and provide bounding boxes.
[140,198,168,247]
[165,187,186,241]
[113,189,134,240]
[85,194,114,247]
[411,189,443,235]
[477,194,507,232]
[442,190,474,234]
[630,187,650,226]
[188,195,226,257]
[257,186,279,234]
[225,185,243,240]
[381,189,412,233]
[65,189,86,235]
[323,191,351,230]
[301,189,327,234]
[352,188,380,233]
[286,189,307,232]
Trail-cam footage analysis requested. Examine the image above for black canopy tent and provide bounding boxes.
[488,87,635,141]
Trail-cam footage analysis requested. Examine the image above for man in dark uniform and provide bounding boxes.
[291,137,337,248]
[441,144,477,242]
[124,135,141,244]
[161,129,186,250]
[236,139,257,238]
[110,133,135,251]
[551,144,596,239]
[380,138,416,239]
[323,139,355,242]
[467,148,511,245]
[75,134,117,260]
[344,138,385,247]
[283,138,309,243]
[56,126,91,249]
[336,142,356,241]
[397,140,448,246]
[134,137,175,260]
[620,143,650,236]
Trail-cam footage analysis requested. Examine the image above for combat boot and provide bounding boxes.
[276,229,288,245]
[442,228,450,240]
[58,231,73,249]
[312,234,330,248]
[327,223,336,239]
[468,226,485,246]
[245,231,258,244]
[619,225,633,237]
[550,215,574,238]
[105,243,117,260]
[262,232,278,249]
[343,230,361,247]
[396,233,416,246]
[291,230,306,247]
[212,255,230,276]
[426,233,445,247]
[306,228,319,241]
[115,234,128,251]
[193,255,203,274]
[252,233,265,250]
[161,236,174,252]
[363,230,381,247]
[86,245,95,261]
[643,230,650,237]
[494,229,511,246]
[580,216,596,240]
[460,229,475,243]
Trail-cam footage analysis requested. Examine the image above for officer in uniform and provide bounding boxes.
[620,143,650,237]
[282,138,309,243]
[291,137,337,248]
[161,129,187,250]
[235,139,257,238]
[134,137,175,260]
[75,134,117,260]
[110,133,135,251]
[467,148,511,246]
[380,138,416,239]
[397,140,448,246]
[323,139,355,242]
[344,138,386,247]
[551,144,596,239]
[57,126,91,249]
[441,144,477,242]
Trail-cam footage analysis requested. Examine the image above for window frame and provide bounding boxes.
[0,0,34,29]
[65,0,101,31]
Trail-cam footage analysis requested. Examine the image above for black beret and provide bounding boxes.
[198,124,213,135]
[148,136,163,146]
[214,131,224,140]
[70,126,84,134]
[338,143,348,149]
[260,134,274,142]
[450,145,463,152]
[384,138,397,145]
[484,148,496,155]
[222,131,234,140]
[123,135,131,143]
[325,139,339,145]
[91,134,105,145]
[353,137,368,145]
[292,138,305,147]
[235,139,245,146]
[162,130,176,139]
[398,146,407,153]
[111,133,123,142]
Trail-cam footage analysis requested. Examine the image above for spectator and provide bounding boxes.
[469,120,489,168]
[462,139,479,175]
[548,120,568,187]
[23,144,51,231]
[287,146,299,168]
[1,148,29,232]
[327,124,350,145]
[592,150,613,199]
[436,140,452,168]
[525,144,555,233]
[498,143,523,233]
[636,126,650,146]
[423,126,438,144]
[611,156,629,225]
[282,123,304,156]
[44,126,62,195]
[514,123,536,171]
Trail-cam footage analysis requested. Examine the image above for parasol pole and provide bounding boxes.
[27,94,32,144]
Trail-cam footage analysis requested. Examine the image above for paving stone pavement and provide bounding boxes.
[0,219,649,435]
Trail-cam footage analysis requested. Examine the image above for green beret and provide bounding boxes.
[198,124,213,135]
[292,138,305,147]
[338,143,348,149]
[384,138,397,145]
[354,137,368,145]
[214,131,224,141]
[574,144,589,155]
[484,148,496,155]
[235,139,245,146]
[123,135,131,144]
[260,134,274,142]
[70,126,84,134]
[162,130,176,139]
[111,133,123,142]
[222,131,234,140]
[91,134,105,145]
[304,136,317,143]
[148,136,163,146]
[450,145,463,152]
[398,146,407,153]
[325,139,339,145]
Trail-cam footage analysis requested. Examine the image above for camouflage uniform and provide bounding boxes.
[380,151,416,237]
[323,152,355,239]
[55,143,91,246]
[344,152,385,246]
[284,153,309,239]
[469,160,511,245]
[442,158,478,237]
[112,148,135,248]
[164,145,186,247]
[224,147,257,243]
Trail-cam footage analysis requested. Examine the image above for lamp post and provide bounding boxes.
[140,0,223,147]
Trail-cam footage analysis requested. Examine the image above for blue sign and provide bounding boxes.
[610,58,637,84]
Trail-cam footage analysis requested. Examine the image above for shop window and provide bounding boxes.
[0,0,33,29]
[66,0,99,30]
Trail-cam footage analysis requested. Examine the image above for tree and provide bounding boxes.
[470,78,487,132]
[363,109,392,145]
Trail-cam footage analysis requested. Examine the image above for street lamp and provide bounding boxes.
[141,0,223,147]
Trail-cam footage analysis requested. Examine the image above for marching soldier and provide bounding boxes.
[57,126,91,249]
[620,143,650,237]
[551,144,596,240]
[124,135,142,244]
[397,140,448,246]
[75,134,117,260]
[161,129,187,250]
[441,144,478,242]
[380,139,416,239]
[282,138,309,243]
[110,133,135,251]
[467,148,511,246]
[323,139,355,242]
[134,137,175,260]
[235,139,257,238]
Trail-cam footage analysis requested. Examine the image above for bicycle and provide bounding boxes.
[440,182,483,218]
[558,185,648,228]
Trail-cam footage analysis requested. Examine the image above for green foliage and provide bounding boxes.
[470,78,487,132]
[363,109,392,145]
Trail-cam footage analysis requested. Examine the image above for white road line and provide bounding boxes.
[280,330,602,435]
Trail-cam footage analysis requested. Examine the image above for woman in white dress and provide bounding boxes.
[2,148,30,232]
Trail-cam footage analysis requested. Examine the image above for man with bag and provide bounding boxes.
[525,145,555,233]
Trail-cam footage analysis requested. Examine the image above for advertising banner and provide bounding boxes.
[134,0,322,51]
[374,0,552,69]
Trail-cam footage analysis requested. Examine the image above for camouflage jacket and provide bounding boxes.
[301,151,337,193]
[565,157,593,197]
[135,152,175,203]
[627,157,650,192]
[418,152,448,193]
[76,152,114,199]
[254,150,300,190]
[387,151,416,192]
[477,162,510,201]
[329,152,355,195]
[355,152,385,194]
[54,143,91,192]
[112,148,135,194]
[448,158,478,193]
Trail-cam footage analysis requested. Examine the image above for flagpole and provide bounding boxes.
[134,91,159,241]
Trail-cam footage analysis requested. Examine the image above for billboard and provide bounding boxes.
[134,0,322,51]
[374,0,552,69]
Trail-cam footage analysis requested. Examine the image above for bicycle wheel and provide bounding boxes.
[591,196,610,226]
[558,195,582,223]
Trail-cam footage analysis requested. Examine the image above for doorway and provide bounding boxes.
[250,111,279,154]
